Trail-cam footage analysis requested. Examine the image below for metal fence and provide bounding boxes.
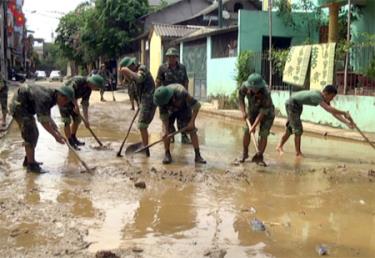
[253,47,375,96]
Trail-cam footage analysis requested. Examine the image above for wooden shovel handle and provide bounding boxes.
[246,119,259,153]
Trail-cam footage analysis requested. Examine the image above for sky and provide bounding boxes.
[24,0,86,43]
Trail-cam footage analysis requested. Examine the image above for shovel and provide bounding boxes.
[246,119,266,165]
[347,113,375,150]
[78,114,104,147]
[125,128,186,156]
[116,108,140,157]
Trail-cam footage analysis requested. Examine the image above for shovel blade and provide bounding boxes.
[125,142,144,156]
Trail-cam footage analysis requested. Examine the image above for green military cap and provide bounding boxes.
[153,86,174,106]
[119,57,137,68]
[87,74,105,89]
[165,48,179,57]
[57,85,75,101]
[244,73,266,92]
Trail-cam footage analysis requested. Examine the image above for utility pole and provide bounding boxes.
[218,0,223,28]
[0,0,7,80]
[343,0,351,95]
[268,0,273,89]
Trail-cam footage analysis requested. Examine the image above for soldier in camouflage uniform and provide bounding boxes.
[238,73,275,166]
[153,83,206,165]
[10,84,74,173]
[276,85,354,157]
[0,75,8,127]
[59,75,105,150]
[119,57,156,157]
[99,64,111,102]
[156,47,191,144]
[123,76,139,110]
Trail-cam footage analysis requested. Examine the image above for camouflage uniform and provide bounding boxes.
[156,62,189,88]
[159,84,201,131]
[285,90,323,136]
[99,68,110,95]
[135,65,156,129]
[157,62,189,135]
[59,76,91,126]
[238,85,275,138]
[125,78,138,102]
[10,85,58,147]
[0,79,8,115]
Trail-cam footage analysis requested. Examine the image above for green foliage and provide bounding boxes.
[272,48,289,74]
[366,58,375,79]
[235,51,254,87]
[208,92,238,109]
[37,43,68,74]
[55,0,149,67]
[274,0,323,42]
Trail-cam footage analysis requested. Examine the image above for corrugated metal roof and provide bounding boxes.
[152,24,201,38]
[172,25,238,44]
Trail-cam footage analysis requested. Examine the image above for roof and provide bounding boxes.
[172,25,238,44]
[152,23,202,38]
[148,0,178,6]
[191,0,232,19]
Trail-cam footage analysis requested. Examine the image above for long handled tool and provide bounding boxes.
[347,113,375,150]
[78,114,103,147]
[126,128,186,155]
[246,119,259,153]
[66,141,92,173]
[111,80,116,102]
[116,108,140,157]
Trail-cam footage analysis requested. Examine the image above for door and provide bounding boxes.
[183,39,207,100]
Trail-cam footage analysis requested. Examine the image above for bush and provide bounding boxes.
[235,51,254,87]
[366,58,375,79]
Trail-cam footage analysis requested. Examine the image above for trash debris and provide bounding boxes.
[250,218,266,232]
[368,169,375,177]
[134,181,146,189]
[315,245,329,256]
[95,251,119,258]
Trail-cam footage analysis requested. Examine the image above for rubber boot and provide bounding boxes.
[72,134,85,146]
[239,148,249,163]
[194,148,207,164]
[27,163,47,174]
[23,156,43,167]
[181,133,191,144]
[68,137,81,151]
[251,153,267,167]
[162,150,172,164]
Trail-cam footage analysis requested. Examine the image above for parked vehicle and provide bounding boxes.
[49,70,63,82]
[35,70,47,81]
[8,68,26,83]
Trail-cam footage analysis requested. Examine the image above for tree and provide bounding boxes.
[55,0,149,72]
[93,0,149,58]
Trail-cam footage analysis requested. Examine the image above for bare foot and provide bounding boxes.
[296,152,304,158]
[276,146,284,155]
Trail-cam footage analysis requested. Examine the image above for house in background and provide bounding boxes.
[170,9,319,100]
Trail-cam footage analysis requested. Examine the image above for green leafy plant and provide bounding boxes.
[366,58,375,79]
[235,51,254,87]
[272,48,289,74]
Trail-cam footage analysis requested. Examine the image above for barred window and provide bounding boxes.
[211,31,238,59]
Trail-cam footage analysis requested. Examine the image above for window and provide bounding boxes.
[211,31,238,58]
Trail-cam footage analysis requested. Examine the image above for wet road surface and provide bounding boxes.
[0,85,375,257]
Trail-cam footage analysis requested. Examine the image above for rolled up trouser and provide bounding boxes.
[285,100,303,136]
[14,115,39,148]
[59,102,81,126]
[138,93,156,129]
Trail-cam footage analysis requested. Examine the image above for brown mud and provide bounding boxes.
[0,89,375,257]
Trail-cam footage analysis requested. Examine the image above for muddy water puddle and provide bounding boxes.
[1,97,375,257]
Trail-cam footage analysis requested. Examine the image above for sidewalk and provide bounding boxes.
[200,102,375,143]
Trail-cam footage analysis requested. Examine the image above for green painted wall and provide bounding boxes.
[239,10,319,66]
[351,2,375,72]
[272,90,375,133]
